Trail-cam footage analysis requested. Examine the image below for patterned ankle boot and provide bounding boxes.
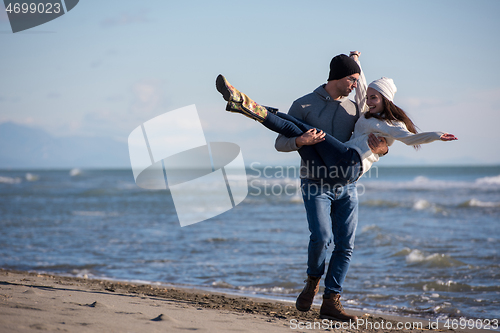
[216,74,243,103]
[217,75,268,122]
[225,99,268,122]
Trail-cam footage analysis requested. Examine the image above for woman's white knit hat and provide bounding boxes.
[368,77,397,102]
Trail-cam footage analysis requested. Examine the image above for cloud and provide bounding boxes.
[399,97,451,109]
[74,80,167,138]
[101,11,149,28]
[0,117,36,126]
[404,88,500,129]
[130,80,164,116]
[375,88,500,165]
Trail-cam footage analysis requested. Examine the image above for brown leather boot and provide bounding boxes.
[295,275,321,311]
[319,293,358,321]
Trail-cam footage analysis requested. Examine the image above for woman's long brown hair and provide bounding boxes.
[365,95,421,149]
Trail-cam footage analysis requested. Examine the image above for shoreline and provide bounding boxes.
[1,269,496,333]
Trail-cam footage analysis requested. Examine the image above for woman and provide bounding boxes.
[216,53,457,185]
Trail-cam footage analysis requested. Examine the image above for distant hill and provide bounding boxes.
[0,122,130,169]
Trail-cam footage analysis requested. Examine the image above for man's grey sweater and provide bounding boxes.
[274,85,360,179]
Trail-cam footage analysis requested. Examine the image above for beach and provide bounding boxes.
[2,269,496,333]
[1,166,499,326]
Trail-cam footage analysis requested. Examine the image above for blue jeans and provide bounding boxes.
[262,110,360,294]
[263,112,362,185]
[301,179,358,295]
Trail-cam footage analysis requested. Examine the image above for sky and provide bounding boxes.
[1,0,499,167]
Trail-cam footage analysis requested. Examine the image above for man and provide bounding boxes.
[275,54,387,321]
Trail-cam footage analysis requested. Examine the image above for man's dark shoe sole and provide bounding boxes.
[296,304,311,312]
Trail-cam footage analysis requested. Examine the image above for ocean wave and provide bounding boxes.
[361,174,500,191]
[476,174,500,185]
[360,198,440,212]
[412,199,431,210]
[360,197,499,212]
[411,199,447,214]
[288,195,303,203]
[0,176,22,184]
[407,280,500,293]
[34,263,103,277]
[392,248,465,268]
[25,173,39,181]
[237,285,298,295]
[72,211,119,217]
[211,280,236,289]
[204,237,235,243]
[422,280,473,292]
[361,224,383,233]
[69,168,82,177]
[248,176,300,188]
[361,200,401,208]
[249,173,500,194]
[458,198,500,208]
[405,249,465,267]
[210,280,299,295]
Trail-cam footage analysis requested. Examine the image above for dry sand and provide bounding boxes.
[0,269,491,333]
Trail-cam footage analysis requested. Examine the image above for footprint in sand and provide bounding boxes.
[22,289,39,295]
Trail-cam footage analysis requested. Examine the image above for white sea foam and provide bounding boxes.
[476,174,500,185]
[211,280,235,289]
[413,199,431,210]
[72,269,93,279]
[211,280,299,295]
[460,198,500,208]
[406,249,426,263]
[361,174,500,192]
[0,176,22,184]
[405,249,465,267]
[422,280,473,292]
[237,285,297,295]
[25,173,39,181]
[288,195,303,203]
[361,224,382,233]
[72,211,119,217]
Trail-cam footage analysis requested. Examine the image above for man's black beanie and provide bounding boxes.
[328,54,361,81]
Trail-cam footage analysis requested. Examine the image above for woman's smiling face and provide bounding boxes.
[366,87,384,114]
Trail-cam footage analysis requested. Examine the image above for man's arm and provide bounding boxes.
[274,101,304,152]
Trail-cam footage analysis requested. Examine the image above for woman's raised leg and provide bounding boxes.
[216,75,361,181]
[263,112,355,173]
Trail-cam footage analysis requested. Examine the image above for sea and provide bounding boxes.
[0,165,499,323]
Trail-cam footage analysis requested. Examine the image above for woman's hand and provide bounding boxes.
[349,51,361,60]
[295,128,326,148]
[440,133,458,141]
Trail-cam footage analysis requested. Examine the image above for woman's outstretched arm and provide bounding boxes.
[379,121,457,145]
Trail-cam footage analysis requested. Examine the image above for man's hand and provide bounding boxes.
[368,133,388,155]
[295,128,326,148]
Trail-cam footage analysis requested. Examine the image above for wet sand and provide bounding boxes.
[0,269,491,332]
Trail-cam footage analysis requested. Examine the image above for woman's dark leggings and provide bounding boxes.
[262,112,362,184]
